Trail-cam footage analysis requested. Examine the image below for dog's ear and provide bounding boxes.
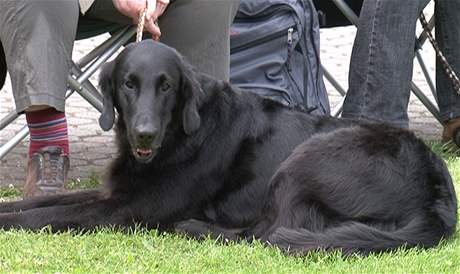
[180,58,203,135]
[98,61,116,131]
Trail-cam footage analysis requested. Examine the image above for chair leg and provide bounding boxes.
[0,110,20,131]
[322,65,346,117]
[416,51,438,104]
[71,63,103,103]
[69,27,136,113]
[322,65,347,96]
[330,0,359,25]
[76,27,129,68]
[331,97,345,118]
[73,27,135,85]
[410,82,443,124]
[0,126,28,159]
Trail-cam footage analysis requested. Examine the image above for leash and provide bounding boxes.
[136,8,148,42]
[419,13,460,95]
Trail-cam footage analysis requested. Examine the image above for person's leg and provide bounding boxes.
[435,0,460,141]
[342,0,429,128]
[158,0,240,81]
[0,0,79,197]
[0,0,79,114]
[82,0,240,80]
[81,0,132,26]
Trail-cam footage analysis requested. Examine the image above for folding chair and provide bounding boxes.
[0,25,136,160]
[321,0,442,124]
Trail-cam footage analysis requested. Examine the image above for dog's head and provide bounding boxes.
[98,41,203,163]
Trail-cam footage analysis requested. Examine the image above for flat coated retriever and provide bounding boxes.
[0,41,456,255]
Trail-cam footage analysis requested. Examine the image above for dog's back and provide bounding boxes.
[188,80,325,226]
[255,124,457,255]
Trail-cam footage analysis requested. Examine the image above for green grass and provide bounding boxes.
[66,173,102,190]
[0,143,459,273]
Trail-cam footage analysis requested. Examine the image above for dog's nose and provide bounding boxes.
[134,126,158,145]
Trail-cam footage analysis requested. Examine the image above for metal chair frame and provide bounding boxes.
[0,26,136,160]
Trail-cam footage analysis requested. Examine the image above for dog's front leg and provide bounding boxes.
[174,219,245,242]
[0,189,104,213]
[0,197,134,231]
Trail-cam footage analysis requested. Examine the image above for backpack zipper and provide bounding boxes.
[231,26,297,55]
[286,27,294,71]
[287,27,294,44]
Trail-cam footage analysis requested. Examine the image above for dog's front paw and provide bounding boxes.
[174,219,211,240]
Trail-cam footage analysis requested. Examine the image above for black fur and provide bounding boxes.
[0,41,456,255]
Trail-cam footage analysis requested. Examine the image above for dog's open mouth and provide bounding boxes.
[134,148,154,161]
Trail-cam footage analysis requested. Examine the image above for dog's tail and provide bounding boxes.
[268,216,451,255]
[269,155,457,256]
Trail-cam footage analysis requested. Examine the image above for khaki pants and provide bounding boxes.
[0,0,239,113]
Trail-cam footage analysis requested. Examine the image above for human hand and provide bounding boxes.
[113,0,170,40]
[143,0,170,40]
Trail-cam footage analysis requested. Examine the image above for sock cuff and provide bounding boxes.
[25,108,70,157]
[25,108,65,124]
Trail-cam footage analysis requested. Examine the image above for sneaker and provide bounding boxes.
[23,146,69,198]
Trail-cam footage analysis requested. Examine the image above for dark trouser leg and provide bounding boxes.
[342,0,429,128]
[0,0,79,113]
[159,0,240,81]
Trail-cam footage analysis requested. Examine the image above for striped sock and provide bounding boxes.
[25,108,69,158]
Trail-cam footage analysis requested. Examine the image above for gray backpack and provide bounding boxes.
[230,0,330,115]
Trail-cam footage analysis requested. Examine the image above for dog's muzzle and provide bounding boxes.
[132,126,159,162]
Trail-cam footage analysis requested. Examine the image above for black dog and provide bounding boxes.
[0,41,456,255]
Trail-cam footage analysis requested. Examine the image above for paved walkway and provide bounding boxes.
[0,21,441,186]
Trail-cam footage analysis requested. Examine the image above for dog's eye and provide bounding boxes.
[161,81,171,92]
[124,80,135,90]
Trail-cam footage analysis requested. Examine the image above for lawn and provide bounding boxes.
[0,143,458,273]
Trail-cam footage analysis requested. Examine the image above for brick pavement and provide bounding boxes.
[0,23,442,186]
